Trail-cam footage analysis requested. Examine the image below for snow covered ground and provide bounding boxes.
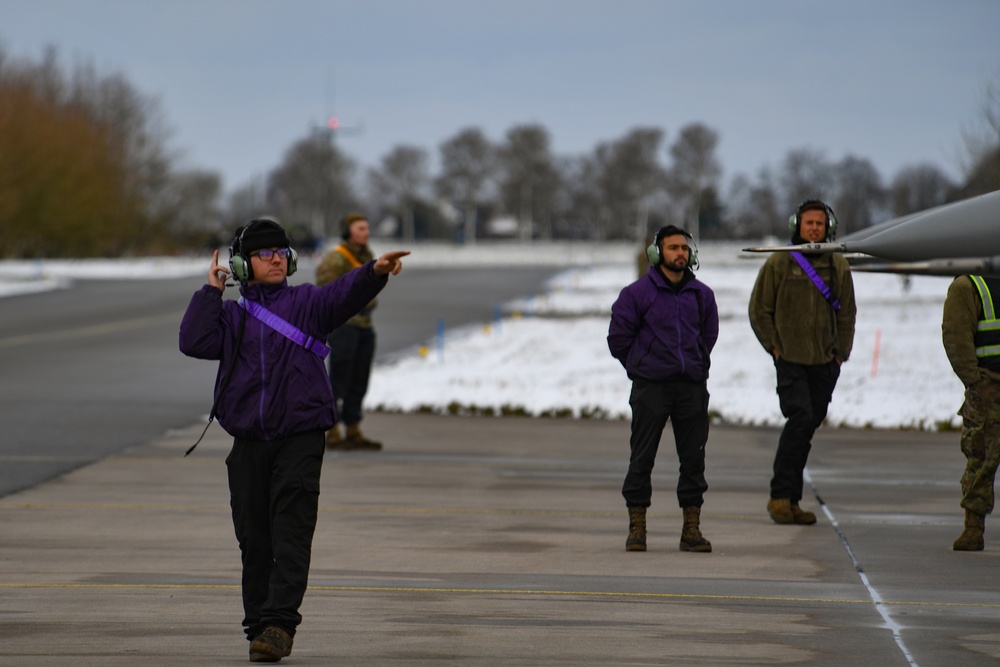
[0,242,964,430]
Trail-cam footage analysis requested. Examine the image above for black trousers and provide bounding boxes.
[327,324,375,426]
[771,358,841,502]
[622,378,710,509]
[226,430,325,641]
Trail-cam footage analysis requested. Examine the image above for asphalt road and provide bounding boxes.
[0,257,563,497]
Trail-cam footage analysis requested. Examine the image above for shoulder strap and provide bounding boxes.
[790,251,841,311]
[238,297,330,358]
[335,244,364,269]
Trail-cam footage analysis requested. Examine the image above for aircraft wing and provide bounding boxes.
[837,188,1000,261]
[743,189,1000,277]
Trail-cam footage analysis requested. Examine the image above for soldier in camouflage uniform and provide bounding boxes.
[942,274,1000,551]
[315,213,382,451]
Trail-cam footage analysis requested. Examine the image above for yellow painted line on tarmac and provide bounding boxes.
[0,314,179,349]
[0,502,229,511]
[1,582,997,609]
[0,502,620,517]
[0,502,950,530]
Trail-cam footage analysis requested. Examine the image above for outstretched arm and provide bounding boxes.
[374,250,410,276]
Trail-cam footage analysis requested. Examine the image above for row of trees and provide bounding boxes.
[2,47,998,257]
[0,47,225,256]
[244,118,998,248]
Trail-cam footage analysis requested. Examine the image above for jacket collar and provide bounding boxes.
[649,266,694,292]
[241,280,288,302]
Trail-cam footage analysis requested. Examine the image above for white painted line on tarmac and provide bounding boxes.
[805,467,920,667]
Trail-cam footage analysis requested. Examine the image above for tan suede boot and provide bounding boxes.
[953,509,985,551]
[767,498,795,524]
[626,506,647,552]
[790,503,817,525]
[325,426,348,450]
[679,506,712,552]
[345,422,383,451]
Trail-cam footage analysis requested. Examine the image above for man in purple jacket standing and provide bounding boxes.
[608,225,719,554]
[179,218,407,662]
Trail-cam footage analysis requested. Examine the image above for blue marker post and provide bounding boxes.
[436,318,445,363]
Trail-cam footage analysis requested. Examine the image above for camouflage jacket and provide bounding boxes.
[315,243,376,328]
[942,275,1000,388]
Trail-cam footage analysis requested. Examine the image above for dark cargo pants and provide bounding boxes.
[227,430,324,641]
[771,358,840,503]
[622,378,710,509]
[327,323,375,426]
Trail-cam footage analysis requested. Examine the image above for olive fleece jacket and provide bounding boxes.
[942,275,1000,388]
[749,252,856,365]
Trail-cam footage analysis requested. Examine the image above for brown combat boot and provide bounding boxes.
[790,502,818,525]
[626,506,647,551]
[953,509,985,551]
[325,426,349,450]
[767,498,795,524]
[249,626,293,662]
[345,423,383,451]
[679,506,712,552]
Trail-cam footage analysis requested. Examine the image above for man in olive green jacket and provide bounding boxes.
[316,213,382,451]
[749,200,857,525]
[942,274,1000,551]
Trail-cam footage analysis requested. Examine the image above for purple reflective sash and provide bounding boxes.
[238,297,330,358]
[790,251,841,311]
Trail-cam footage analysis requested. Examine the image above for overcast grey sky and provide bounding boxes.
[4,0,998,195]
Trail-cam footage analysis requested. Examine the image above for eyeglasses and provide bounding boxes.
[250,248,291,261]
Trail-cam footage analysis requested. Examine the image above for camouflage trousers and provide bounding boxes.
[958,379,1000,516]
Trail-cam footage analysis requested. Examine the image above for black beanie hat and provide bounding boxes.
[237,219,290,255]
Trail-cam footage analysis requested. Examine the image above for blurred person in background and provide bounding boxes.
[316,213,384,451]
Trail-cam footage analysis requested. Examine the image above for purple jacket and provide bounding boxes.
[608,268,719,383]
[179,262,387,440]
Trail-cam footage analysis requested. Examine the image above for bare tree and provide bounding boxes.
[556,155,604,239]
[832,155,885,234]
[890,163,954,216]
[225,176,269,230]
[435,127,495,245]
[497,124,560,241]
[594,127,666,240]
[726,168,780,239]
[154,169,222,246]
[267,133,358,239]
[959,71,1000,195]
[666,123,721,241]
[368,145,430,242]
[779,148,835,215]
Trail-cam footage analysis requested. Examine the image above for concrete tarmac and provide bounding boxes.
[1,413,998,666]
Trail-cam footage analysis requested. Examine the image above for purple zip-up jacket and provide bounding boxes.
[608,268,719,383]
[179,261,388,440]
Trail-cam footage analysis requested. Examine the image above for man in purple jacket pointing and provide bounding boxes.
[179,218,407,662]
[608,225,719,554]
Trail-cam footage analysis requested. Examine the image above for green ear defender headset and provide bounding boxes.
[228,219,298,283]
[645,225,699,271]
[788,199,838,240]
